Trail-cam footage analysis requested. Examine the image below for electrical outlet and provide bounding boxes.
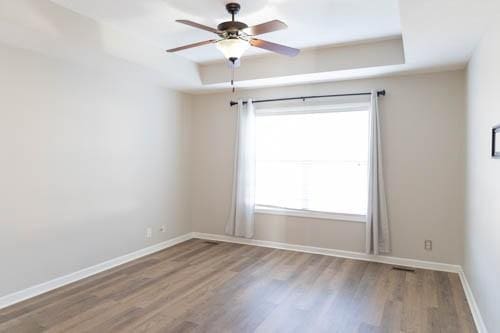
[424,240,432,251]
[145,227,152,239]
[160,225,166,233]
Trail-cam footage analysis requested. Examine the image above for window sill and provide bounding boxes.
[254,205,366,223]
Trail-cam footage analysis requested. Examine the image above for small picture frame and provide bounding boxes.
[492,125,500,158]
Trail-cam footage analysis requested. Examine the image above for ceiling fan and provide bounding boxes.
[166,2,300,66]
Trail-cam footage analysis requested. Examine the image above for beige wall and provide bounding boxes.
[0,41,469,301]
[191,70,466,265]
[0,44,192,297]
[465,17,500,331]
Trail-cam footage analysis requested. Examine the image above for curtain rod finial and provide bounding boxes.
[377,90,386,97]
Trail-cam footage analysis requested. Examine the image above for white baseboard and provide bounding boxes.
[458,269,488,333]
[191,232,461,273]
[0,233,192,310]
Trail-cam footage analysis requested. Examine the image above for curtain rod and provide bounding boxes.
[229,90,385,107]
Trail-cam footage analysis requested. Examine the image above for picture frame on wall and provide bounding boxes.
[492,125,500,158]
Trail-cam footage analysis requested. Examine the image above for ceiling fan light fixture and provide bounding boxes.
[215,38,250,61]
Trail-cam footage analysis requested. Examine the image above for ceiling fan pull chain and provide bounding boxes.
[231,66,236,93]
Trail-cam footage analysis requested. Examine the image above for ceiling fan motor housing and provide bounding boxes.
[217,21,248,33]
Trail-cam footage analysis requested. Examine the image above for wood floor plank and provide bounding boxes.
[400,269,425,333]
[0,239,477,333]
[448,273,476,332]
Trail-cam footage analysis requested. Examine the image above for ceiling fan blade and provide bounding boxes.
[250,38,300,57]
[243,20,288,36]
[166,39,217,53]
[176,20,220,34]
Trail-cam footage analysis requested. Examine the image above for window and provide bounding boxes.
[255,104,369,221]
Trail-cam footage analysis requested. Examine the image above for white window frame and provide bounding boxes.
[255,205,366,223]
[254,101,370,223]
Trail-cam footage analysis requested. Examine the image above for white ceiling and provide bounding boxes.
[399,0,497,69]
[50,0,402,63]
[0,0,497,92]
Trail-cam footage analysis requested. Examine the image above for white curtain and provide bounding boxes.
[366,91,391,254]
[225,99,256,238]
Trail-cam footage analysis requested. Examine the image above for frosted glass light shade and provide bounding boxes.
[216,38,250,60]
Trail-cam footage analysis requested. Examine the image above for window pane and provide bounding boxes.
[255,109,369,215]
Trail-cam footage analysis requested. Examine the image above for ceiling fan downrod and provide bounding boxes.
[226,2,240,22]
[217,3,248,34]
